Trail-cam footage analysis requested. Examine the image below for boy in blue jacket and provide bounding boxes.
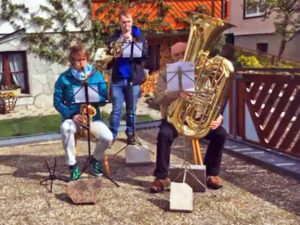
[54,44,113,181]
[107,9,148,144]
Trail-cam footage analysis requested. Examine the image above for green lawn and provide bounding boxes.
[0,115,61,138]
[0,112,154,138]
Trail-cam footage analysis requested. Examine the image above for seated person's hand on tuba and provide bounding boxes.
[179,91,192,100]
[210,115,223,130]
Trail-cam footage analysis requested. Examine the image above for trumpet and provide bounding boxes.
[94,41,123,71]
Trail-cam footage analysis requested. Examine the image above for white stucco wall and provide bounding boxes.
[227,0,300,61]
[227,0,276,35]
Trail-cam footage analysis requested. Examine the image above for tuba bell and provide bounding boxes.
[167,12,234,139]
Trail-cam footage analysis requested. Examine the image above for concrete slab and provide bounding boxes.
[125,144,152,165]
[169,163,206,192]
[169,182,193,212]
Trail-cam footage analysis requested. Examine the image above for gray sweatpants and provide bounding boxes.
[60,119,113,166]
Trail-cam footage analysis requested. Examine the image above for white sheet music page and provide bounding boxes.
[166,61,195,92]
[73,85,99,103]
[122,42,143,58]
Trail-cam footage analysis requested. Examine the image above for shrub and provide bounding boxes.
[237,55,262,68]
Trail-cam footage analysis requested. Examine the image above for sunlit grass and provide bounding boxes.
[0,112,154,138]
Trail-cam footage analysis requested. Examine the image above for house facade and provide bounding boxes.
[0,0,229,112]
[227,0,300,61]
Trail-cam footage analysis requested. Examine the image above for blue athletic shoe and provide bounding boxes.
[91,158,103,176]
[69,164,82,181]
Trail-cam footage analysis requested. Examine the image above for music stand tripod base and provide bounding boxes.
[40,158,58,193]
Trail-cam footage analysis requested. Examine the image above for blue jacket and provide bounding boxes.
[53,66,107,122]
[108,25,148,85]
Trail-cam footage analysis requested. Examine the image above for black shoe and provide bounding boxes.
[127,135,136,145]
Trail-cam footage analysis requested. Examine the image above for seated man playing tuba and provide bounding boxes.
[150,42,228,193]
[54,43,113,181]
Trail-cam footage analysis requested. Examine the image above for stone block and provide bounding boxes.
[169,163,206,192]
[34,94,53,107]
[16,97,34,105]
[125,144,152,165]
[67,177,101,204]
[31,79,44,97]
[169,182,193,212]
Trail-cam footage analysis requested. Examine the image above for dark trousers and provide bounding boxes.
[154,120,228,179]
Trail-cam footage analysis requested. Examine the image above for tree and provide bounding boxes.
[246,0,300,64]
[0,0,112,64]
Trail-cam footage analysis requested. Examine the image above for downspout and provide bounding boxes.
[221,0,226,20]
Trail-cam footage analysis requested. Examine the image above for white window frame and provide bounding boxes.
[244,0,265,18]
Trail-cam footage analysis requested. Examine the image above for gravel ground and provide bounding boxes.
[0,129,299,225]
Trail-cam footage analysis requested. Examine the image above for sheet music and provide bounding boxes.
[73,85,100,103]
[166,61,195,92]
[122,42,143,58]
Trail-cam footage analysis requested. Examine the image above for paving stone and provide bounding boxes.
[67,177,102,204]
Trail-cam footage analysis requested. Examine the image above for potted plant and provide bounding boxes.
[0,85,21,114]
[0,85,21,96]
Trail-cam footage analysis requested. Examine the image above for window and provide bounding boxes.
[244,0,265,18]
[257,43,268,53]
[0,51,29,93]
[146,45,160,74]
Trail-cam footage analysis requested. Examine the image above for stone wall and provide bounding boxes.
[19,53,66,108]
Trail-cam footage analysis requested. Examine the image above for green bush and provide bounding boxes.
[232,46,300,69]
[237,55,262,68]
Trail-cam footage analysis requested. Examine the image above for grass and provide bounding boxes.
[0,115,61,138]
[0,112,154,138]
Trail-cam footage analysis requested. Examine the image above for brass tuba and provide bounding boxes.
[167,12,234,139]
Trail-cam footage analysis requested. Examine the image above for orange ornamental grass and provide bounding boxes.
[140,70,160,97]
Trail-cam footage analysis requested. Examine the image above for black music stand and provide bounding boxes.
[40,158,58,193]
[113,41,145,157]
[71,77,119,187]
